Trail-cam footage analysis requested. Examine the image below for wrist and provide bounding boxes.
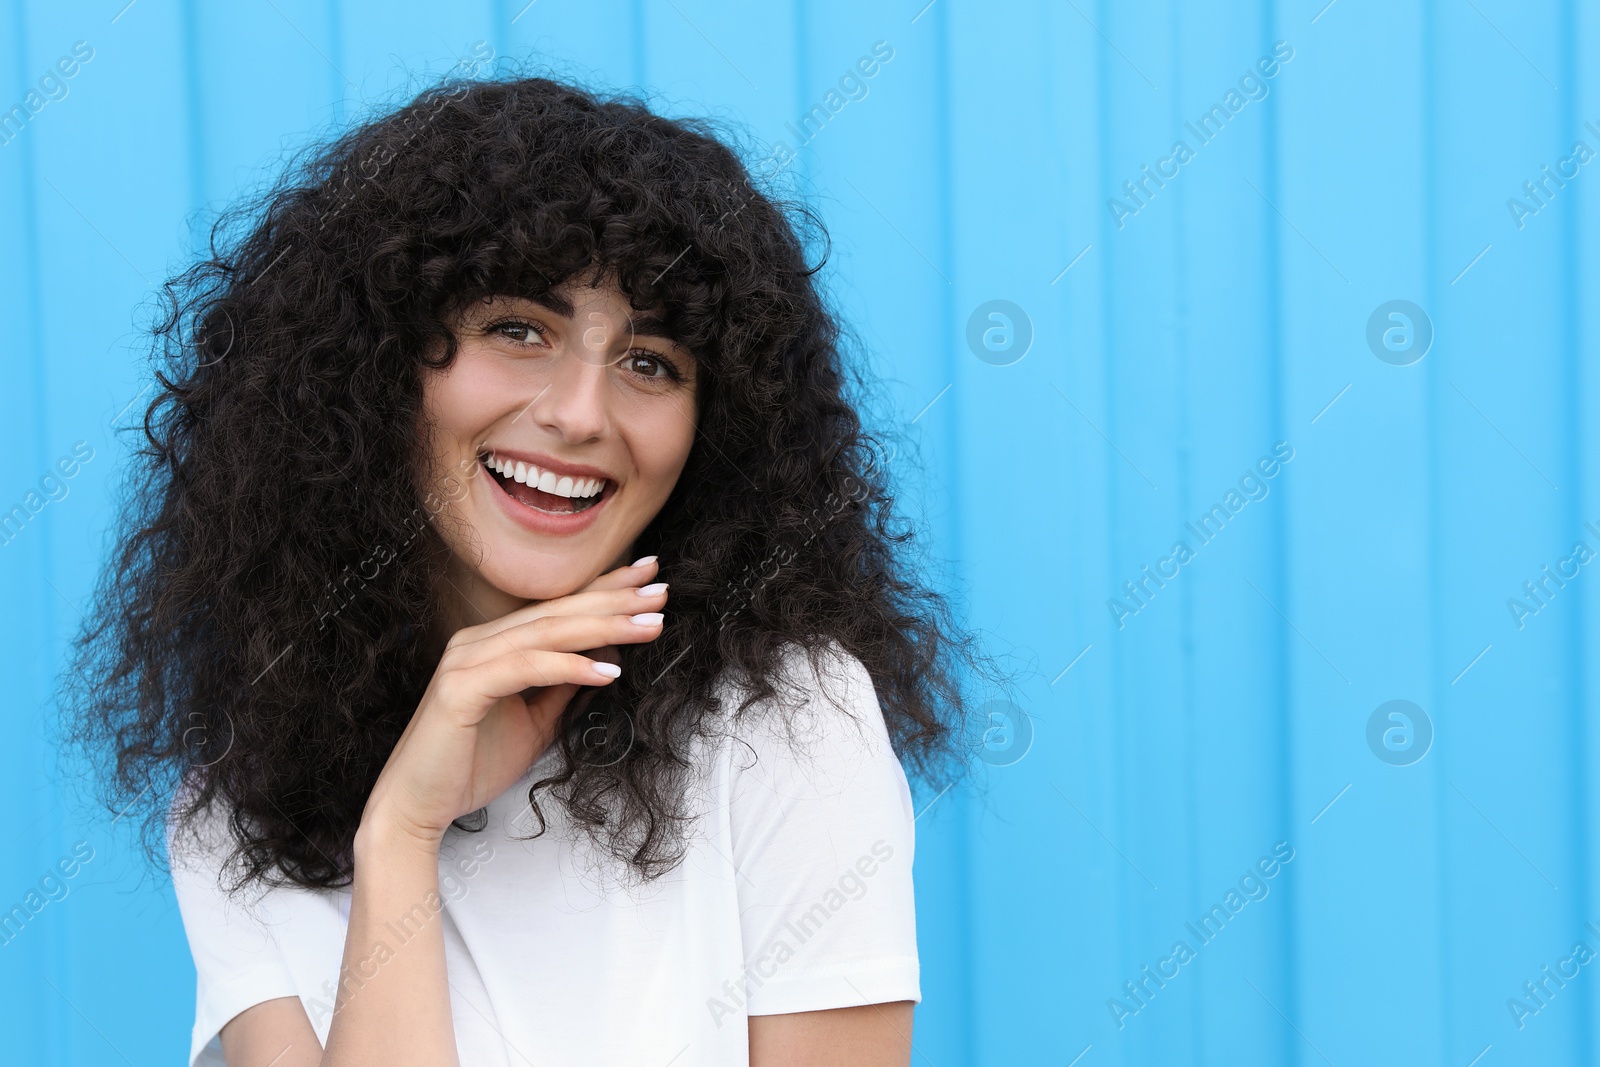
[355,806,446,864]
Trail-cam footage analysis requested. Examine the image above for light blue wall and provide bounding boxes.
[2,0,1595,1063]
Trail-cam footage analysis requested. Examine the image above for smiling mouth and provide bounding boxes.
[481,453,611,515]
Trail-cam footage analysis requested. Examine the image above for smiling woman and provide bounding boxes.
[422,287,700,626]
[61,67,1003,1067]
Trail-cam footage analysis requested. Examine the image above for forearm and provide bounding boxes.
[319,820,458,1066]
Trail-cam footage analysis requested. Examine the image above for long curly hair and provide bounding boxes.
[61,68,1004,892]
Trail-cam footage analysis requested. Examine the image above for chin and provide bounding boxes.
[477,549,603,601]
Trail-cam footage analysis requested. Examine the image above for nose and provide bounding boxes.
[525,344,609,444]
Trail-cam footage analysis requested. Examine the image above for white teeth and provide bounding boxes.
[485,452,607,499]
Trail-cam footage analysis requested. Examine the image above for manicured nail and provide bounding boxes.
[630,612,664,626]
[637,583,668,596]
[593,662,622,678]
[631,555,657,567]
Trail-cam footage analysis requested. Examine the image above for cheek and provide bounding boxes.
[424,354,508,435]
[626,401,697,495]
[416,360,501,498]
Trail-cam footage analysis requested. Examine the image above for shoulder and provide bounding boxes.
[709,636,914,844]
[706,640,923,1013]
[166,783,234,887]
[713,637,892,765]
[165,784,286,922]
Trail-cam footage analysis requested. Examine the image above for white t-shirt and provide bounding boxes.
[169,639,921,1067]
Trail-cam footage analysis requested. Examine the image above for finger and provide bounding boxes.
[440,650,620,725]
[579,554,659,593]
[466,582,669,643]
[451,557,660,645]
[455,611,664,669]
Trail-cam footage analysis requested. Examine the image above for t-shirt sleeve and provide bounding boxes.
[725,639,922,1015]
[168,797,303,1067]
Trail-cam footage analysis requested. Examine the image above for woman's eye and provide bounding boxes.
[489,319,544,345]
[627,352,678,381]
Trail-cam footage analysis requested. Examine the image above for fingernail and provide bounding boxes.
[637,583,668,596]
[630,612,664,626]
[593,662,622,678]
[631,555,657,567]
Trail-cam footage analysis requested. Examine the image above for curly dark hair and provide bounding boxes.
[61,66,1006,892]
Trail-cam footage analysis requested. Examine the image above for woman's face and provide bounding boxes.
[419,278,698,612]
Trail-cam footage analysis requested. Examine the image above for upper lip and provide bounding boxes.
[480,446,618,485]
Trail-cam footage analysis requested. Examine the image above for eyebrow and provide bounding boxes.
[521,292,684,350]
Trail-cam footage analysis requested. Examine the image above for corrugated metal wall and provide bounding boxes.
[1,1,1594,1063]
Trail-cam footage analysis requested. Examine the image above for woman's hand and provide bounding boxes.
[358,556,669,851]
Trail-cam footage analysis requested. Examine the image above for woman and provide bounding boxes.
[64,71,995,1066]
